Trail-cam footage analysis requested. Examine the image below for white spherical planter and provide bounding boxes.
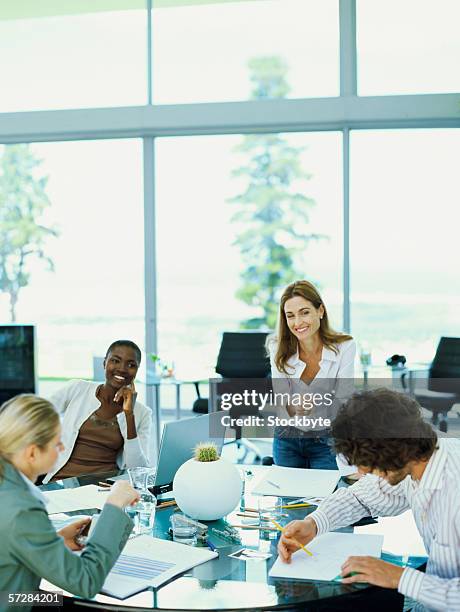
[173,457,242,521]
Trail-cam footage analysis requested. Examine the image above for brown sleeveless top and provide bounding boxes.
[53,410,123,480]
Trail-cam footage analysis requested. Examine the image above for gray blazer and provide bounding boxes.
[0,459,133,611]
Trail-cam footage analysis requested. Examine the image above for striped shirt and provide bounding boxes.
[309,438,460,611]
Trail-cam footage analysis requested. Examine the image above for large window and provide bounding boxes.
[152,0,339,104]
[357,0,460,96]
[156,132,343,378]
[0,139,144,379]
[0,6,147,112]
[350,129,460,365]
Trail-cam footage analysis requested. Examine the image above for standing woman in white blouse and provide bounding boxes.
[269,280,356,470]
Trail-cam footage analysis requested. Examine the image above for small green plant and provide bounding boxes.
[194,442,219,462]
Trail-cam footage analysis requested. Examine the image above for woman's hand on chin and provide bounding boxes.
[114,382,137,415]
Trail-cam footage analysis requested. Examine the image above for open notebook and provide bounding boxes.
[102,536,217,599]
[269,532,383,581]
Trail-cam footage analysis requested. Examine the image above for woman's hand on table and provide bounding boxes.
[106,481,140,510]
[277,517,317,563]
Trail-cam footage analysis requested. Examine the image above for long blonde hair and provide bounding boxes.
[273,280,352,375]
[0,394,60,480]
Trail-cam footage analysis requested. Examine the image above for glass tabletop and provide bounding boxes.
[40,470,410,610]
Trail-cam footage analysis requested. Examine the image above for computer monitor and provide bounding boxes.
[0,325,36,404]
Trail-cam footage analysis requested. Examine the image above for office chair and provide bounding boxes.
[192,331,271,461]
[411,337,460,433]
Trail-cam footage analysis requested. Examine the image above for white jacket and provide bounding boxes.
[44,380,153,483]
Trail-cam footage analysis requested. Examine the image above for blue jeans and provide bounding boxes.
[273,430,337,470]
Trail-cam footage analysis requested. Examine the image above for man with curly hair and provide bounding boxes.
[278,388,460,612]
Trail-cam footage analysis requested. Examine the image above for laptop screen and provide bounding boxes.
[153,412,226,494]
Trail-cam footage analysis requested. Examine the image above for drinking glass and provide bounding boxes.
[257,496,283,540]
[127,467,157,534]
[169,513,198,546]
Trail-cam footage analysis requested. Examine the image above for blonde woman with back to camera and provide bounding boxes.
[0,394,139,610]
[269,280,356,471]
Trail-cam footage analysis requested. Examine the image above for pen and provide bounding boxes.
[270,519,313,557]
[267,480,281,489]
[237,512,289,519]
[157,500,177,510]
[97,482,112,491]
[230,524,278,531]
[206,538,218,552]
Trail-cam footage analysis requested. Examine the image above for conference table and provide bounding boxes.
[39,467,419,611]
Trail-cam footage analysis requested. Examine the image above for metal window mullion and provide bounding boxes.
[143,136,160,458]
[339,0,357,97]
[147,0,152,105]
[342,127,351,334]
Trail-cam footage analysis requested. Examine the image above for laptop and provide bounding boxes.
[153,411,226,495]
[110,412,227,496]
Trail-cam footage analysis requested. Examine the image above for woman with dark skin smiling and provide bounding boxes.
[43,340,153,483]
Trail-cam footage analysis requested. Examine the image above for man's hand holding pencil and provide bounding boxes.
[277,518,318,563]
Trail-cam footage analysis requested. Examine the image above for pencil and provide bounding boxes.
[281,503,311,509]
[157,500,177,509]
[97,481,111,488]
[271,519,313,556]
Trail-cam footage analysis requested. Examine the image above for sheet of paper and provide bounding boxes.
[269,532,383,581]
[102,535,218,597]
[44,484,108,514]
[355,510,427,557]
[252,466,340,498]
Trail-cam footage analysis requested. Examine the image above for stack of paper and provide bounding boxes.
[44,485,108,514]
[269,532,383,581]
[102,535,218,598]
[355,510,427,557]
[252,466,340,498]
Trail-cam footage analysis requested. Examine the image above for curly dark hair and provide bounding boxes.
[331,388,437,471]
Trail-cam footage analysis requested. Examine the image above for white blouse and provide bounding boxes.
[269,338,356,381]
[269,338,357,475]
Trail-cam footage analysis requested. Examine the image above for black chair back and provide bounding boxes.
[215,332,270,378]
[429,337,460,394]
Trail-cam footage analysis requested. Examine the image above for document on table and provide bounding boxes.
[355,510,427,557]
[252,466,340,498]
[102,535,218,599]
[269,532,383,581]
[44,485,108,514]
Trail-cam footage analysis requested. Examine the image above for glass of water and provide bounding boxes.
[257,496,283,540]
[126,489,157,535]
[128,467,156,490]
[126,467,157,535]
[169,513,198,546]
